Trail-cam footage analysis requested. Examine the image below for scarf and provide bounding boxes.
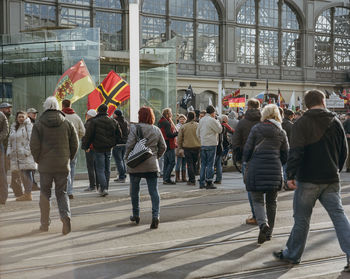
[62,107,75,115]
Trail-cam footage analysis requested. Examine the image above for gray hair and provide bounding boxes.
[221,115,228,123]
[43,96,59,111]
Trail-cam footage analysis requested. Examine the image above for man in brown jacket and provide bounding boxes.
[30,97,78,235]
[177,112,201,185]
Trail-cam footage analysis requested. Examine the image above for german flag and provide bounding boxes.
[88,70,130,116]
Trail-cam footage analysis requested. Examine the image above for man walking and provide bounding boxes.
[82,104,120,197]
[273,90,350,272]
[113,110,129,183]
[0,109,8,204]
[232,98,261,225]
[30,97,78,234]
[196,105,222,189]
[158,108,178,185]
[62,99,85,199]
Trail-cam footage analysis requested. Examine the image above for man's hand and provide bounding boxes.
[85,149,90,153]
[287,180,297,190]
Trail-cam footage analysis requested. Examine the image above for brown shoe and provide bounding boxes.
[246,217,258,225]
[16,193,32,201]
[175,171,181,182]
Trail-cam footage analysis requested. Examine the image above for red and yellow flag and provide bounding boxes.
[229,97,245,108]
[54,60,95,105]
[88,70,130,116]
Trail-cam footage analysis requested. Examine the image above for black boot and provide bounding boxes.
[258,223,270,244]
[150,217,159,229]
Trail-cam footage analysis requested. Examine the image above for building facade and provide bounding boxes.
[1,0,349,110]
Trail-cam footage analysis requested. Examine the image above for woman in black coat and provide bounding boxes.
[243,104,289,244]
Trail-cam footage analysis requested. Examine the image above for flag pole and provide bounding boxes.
[129,0,140,122]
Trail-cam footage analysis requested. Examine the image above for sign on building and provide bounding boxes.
[326,95,344,108]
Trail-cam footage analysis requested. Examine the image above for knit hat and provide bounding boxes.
[114,109,123,117]
[97,104,108,113]
[87,109,97,117]
[0,102,12,109]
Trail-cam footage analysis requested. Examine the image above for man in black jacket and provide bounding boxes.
[281,109,294,143]
[273,90,350,272]
[112,110,130,183]
[232,98,261,225]
[82,104,121,197]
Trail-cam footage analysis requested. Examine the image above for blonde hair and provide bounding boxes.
[261,104,282,123]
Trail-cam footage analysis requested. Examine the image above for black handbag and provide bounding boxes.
[126,125,153,168]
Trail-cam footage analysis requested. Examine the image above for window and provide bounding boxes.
[141,0,220,62]
[95,11,123,51]
[315,7,350,70]
[95,0,122,9]
[59,0,90,6]
[24,3,56,29]
[60,7,90,27]
[236,0,301,67]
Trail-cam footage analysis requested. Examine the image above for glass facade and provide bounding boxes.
[236,0,301,67]
[141,0,220,62]
[0,28,100,172]
[315,7,350,70]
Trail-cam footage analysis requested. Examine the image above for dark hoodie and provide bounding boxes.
[30,109,78,173]
[232,108,261,150]
[286,109,348,183]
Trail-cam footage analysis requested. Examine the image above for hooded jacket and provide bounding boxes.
[232,108,261,150]
[7,118,36,171]
[286,109,347,183]
[243,120,289,192]
[30,110,78,173]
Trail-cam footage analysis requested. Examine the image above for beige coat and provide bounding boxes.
[64,113,85,139]
[125,123,166,173]
[196,114,222,146]
[177,120,201,149]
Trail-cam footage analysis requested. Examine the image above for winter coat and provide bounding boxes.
[158,116,178,150]
[82,112,121,153]
[343,118,350,135]
[196,114,222,146]
[286,109,347,184]
[0,111,8,144]
[116,116,130,145]
[228,111,239,130]
[125,123,166,174]
[30,109,78,173]
[243,120,289,192]
[63,111,85,139]
[7,118,36,171]
[232,108,261,150]
[282,117,293,143]
[177,120,201,149]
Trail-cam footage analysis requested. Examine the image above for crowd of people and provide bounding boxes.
[0,89,349,272]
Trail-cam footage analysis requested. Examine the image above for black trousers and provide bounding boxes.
[184,148,200,183]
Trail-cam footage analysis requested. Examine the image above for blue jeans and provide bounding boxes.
[95,151,112,192]
[113,145,126,179]
[85,149,98,189]
[175,156,186,172]
[39,172,71,227]
[163,149,175,182]
[20,170,34,194]
[130,175,160,218]
[67,156,77,195]
[282,181,350,263]
[242,162,256,218]
[199,146,216,186]
[214,153,222,182]
[0,144,8,204]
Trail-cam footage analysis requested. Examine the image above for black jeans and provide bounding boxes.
[85,150,98,189]
[184,148,200,183]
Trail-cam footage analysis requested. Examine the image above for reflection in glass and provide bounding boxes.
[95,12,123,51]
[171,20,194,60]
[334,8,350,36]
[142,0,166,15]
[95,0,122,9]
[237,0,255,25]
[315,36,331,69]
[334,37,350,70]
[259,30,278,66]
[282,32,300,67]
[61,8,90,27]
[236,27,255,65]
[142,17,166,47]
[197,23,219,62]
[315,10,331,33]
[197,0,219,20]
[59,0,90,5]
[282,5,299,30]
[259,0,278,28]
[24,3,56,29]
[169,0,194,18]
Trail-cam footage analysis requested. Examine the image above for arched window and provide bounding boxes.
[315,7,350,70]
[236,0,301,67]
[141,0,220,63]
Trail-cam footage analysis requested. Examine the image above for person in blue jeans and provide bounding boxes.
[126,107,166,229]
[273,90,350,272]
[196,105,222,189]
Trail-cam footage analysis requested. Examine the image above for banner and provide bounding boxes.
[229,97,245,108]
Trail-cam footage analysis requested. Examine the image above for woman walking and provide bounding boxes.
[7,111,36,201]
[243,104,288,244]
[175,114,187,182]
[126,107,166,229]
